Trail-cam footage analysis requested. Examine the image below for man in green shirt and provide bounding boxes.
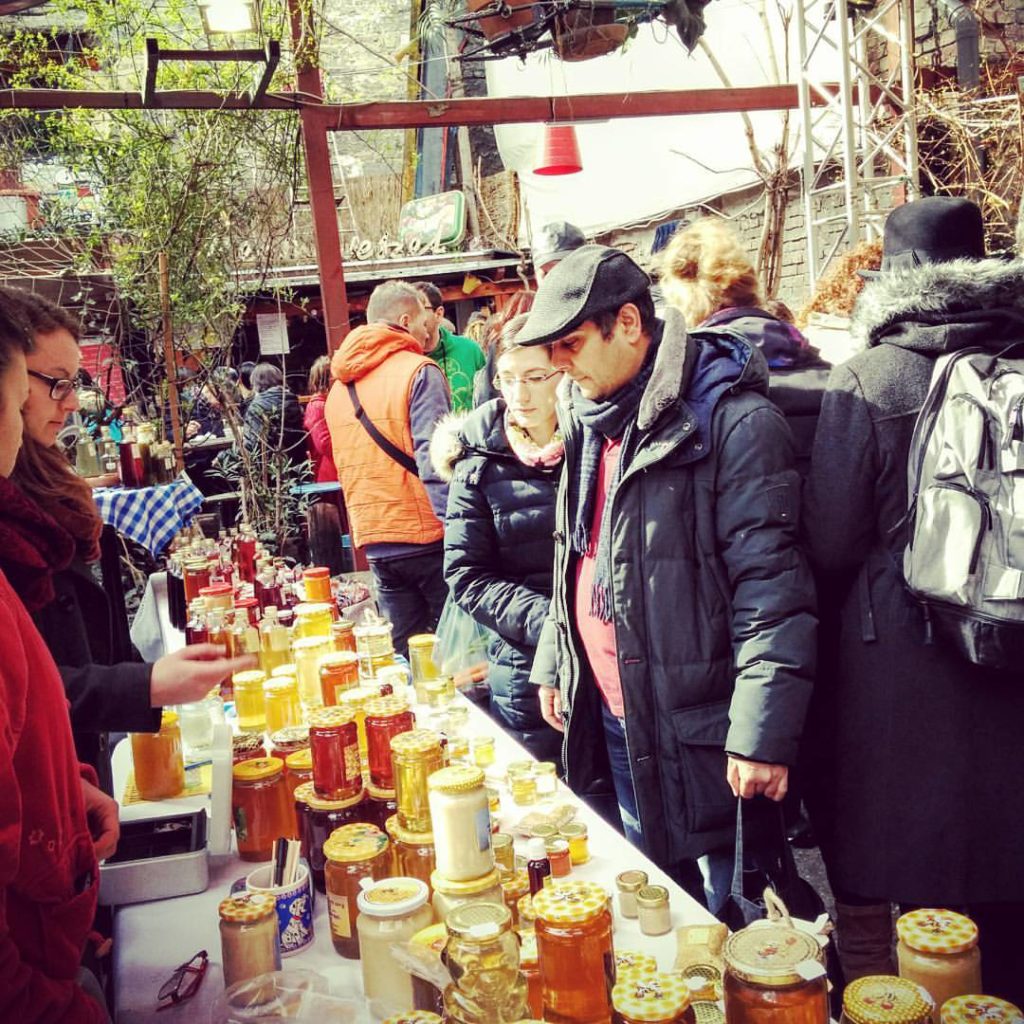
[415,282,486,413]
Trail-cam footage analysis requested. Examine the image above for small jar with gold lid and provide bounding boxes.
[616,869,648,918]
[283,746,313,808]
[560,821,590,865]
[218,891,281,989]
[896,910,982,1010]
[723,924,828,1024]
[533,880,614,1024]
[428,764,493,882]
[841,976,935,1024]
[319,650,361,706]
[392,728,445,833]
[492,832,515,872]
[614,972,696,1024]
[264,678,302,735]
[941,995,1023,1024]
[323,823,391,958]
[293,600,334,639]
[386,814,436,889]
[430,866,504,923]
[232,669,268,733]
[131,709,185,800]
[293,780,367,892]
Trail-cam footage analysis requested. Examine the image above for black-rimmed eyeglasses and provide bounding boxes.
[28,368,84,402]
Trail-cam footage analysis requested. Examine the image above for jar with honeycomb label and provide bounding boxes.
[392,729,445,833]
[896,910,982,1010]
[324,823,390,958]
[723,924,828,1024]
[613,973,695,1024]
[841,976,935,1024]
[533,880,615,1024]
[443,902,528,1023]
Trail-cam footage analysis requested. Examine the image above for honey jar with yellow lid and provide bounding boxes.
[323,823,390,958]
[723,924,828,1024]
[941,996,1024,1024]
[392,728,445,833]
[533,881,614,1024]
[896,910,982,1011]
[218,891,280,989]
[614,972,695,1024]
[231,756,292,859]
[842,976,935,1024]
[386,814,436,890]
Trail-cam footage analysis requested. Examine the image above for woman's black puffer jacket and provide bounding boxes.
[432,401,563,763]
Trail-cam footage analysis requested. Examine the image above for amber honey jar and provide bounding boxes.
[324,823,390,958]
[613,972,695,1024]
[293,781,367,892]
[896,910,982,1011]
[232,756,293,861]
[319,651,360,706]
[131,710,185,800]
[391,728,445,833]
[841,976,935,1024]
[365,695,416,790]
[337,685,379,760]
[309,706,362,801]
[533,880,615,1024]
[293,601,334,639]
[303,566,333,604]
[723,924,829,1024]
[386,814,436,891]
[331,617,356,653]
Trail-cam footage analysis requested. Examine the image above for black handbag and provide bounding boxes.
[719,798,826,931]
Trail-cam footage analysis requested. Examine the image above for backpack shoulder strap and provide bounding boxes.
[345,381,418,475]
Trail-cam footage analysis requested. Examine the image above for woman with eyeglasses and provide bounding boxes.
[0,302,113,1022]
[431,311,565,762]
[0,287,254,792]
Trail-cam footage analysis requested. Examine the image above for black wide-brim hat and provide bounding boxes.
[517,244,651,347]
[860,195,986,278]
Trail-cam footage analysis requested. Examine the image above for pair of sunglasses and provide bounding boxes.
[157,949,208,1010]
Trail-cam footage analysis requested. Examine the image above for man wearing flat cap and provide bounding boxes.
[525,244,816,912]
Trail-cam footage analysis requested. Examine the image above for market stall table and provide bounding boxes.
[110,690,717,1023]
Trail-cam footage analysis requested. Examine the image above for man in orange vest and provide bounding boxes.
[325,281,452,655]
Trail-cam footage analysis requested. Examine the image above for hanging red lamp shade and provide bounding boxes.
[534,123,583,176]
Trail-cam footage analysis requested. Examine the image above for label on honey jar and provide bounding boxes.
[328,893,352,938]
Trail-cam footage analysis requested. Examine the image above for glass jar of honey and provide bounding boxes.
[232,731,266,765]
[723,924,829,1024]
[492,832,515,873]
[533,881,615,1024]
[293,781,367,892]
[366,783,399,832]
[613,973,695,1024]
[324,823,391,958]
[357,877,434,1020]
[199,581,234,613]
[331,617,356,653]
[442,902,528,1023]
[386,815,437,890]
[232,669,268,733]
[430,867,504,923]
[428,764,493,882]
[392,728,445,833]
[615,870,648,919]
[303,566,333,604]
[283,747,313,803]
[337,685,379,761]
[941,995,1023,1024]
[501,870,530,929]
[264,678,302,735]
[319,651,360,705]
[232,756,293,860]
[841,976,935,1024]
[309,706,362,801]
[291,635,333,710]
[520,930,544,1018]
[269,724,309,763]
[183,558,211,606]
[218,892,281,990]
[131,710,185,800]
[560,822,590,866]
[366,695,416,790]
[408,633,440,702]
[896,910,982,1010]
[293,601,334,639]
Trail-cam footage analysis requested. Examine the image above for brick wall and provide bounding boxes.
[915,0,1024,66]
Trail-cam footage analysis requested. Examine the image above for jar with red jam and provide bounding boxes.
[365,695,415,791]
[293,780,366,893]
[309,706,362,801]
[723,924,829,1024]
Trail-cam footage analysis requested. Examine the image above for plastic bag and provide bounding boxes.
[434,596,490,697]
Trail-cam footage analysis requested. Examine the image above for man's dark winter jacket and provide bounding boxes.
[803,257,1024,904]
[531,309,817,867]
[433,401,563,763]
[243,385,307,468]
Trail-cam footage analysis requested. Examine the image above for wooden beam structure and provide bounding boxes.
[0,83,845,126]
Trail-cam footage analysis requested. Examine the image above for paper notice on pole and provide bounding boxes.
[257,312,290,354]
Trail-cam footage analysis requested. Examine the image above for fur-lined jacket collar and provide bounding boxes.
[430,401,511,483]
[852,257,1024,354]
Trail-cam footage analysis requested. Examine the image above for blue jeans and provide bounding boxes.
[601,702,644,848]
[697,848,735,916]
[369,547,448,657]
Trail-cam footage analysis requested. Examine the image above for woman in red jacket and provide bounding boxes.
[0,307,114,1022]
[304,355,337,483]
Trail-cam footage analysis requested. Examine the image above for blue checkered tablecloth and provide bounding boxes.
[93,473,205,556]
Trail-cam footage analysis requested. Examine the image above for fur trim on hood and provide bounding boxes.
[852,257,1024,350]
[430,411,470,483]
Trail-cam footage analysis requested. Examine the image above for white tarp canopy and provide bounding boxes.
[483,0,843,242]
